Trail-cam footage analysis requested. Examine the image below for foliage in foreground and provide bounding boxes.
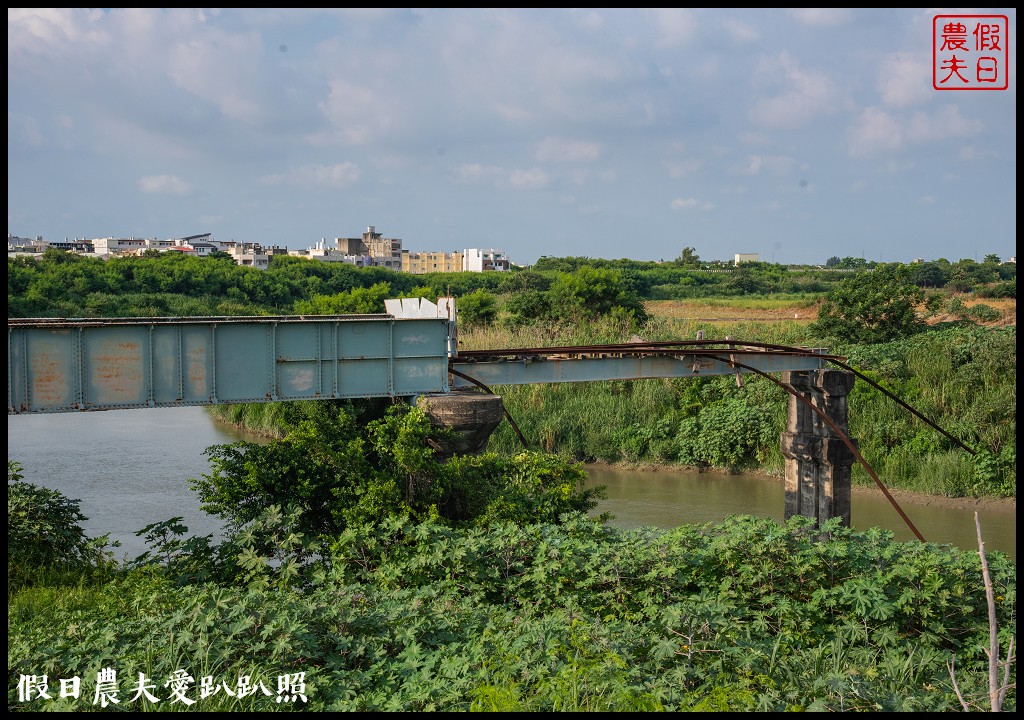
[190,400,606,543]
[8,508,1016,712]
[7,461,114,579]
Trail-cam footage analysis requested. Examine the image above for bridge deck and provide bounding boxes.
[450,345,832,388]
[9,316,834,414]
[8,315,451,414]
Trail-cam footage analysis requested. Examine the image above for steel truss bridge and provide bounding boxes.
[8,298,835,415]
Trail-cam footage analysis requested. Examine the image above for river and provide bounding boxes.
[585,465,1016,563]
[7,406,1015,563]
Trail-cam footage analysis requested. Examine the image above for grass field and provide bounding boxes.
[644,294,1016,327]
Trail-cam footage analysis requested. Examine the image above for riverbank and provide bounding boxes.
[209,409,1016,516]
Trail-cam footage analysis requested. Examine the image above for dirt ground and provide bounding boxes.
[645,296,1017,328]
[846,481,1015,515]
[644,300,819,323]
[922,296,1017,327]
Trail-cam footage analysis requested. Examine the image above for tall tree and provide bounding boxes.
[810,263,925,343]
[676,246,701,267]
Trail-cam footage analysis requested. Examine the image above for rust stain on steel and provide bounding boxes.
[187,346,207,392]
[453,339,844,363]
[30,353,68,405]
[92,341,142,398]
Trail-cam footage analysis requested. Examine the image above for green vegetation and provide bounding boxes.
[192,400,604,541]
[810,264,926,344]
[462,321,1015,499]
[8,420,1017,712]
[13,247,1000,499]
[10,249,1013,320]
[7,461,115,580]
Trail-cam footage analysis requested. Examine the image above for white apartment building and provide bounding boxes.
[463,248,510,272]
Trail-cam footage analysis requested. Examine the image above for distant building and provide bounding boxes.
[294,238,374,266]
[299,227,511,274]
[8,234,94,254]
[45,239,94,253]
[225,242,287,269]
[18,225,513,274]
[8,233,42,246]
[734,253,759,265]
[7,233,46,255]
[92,236,151,256]
[464,248,510,272]
[331,226,403,270]
[185,240,219,257]
[403,250,463,274]
[179,232,215,246]
[146,237,183,251]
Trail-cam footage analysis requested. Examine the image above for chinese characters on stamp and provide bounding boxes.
[934,14,1009,90]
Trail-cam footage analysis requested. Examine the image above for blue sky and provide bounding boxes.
[7,8,1017,266]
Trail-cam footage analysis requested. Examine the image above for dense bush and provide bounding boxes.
[811,264,926,344]
[190,401,604,541]
[676,396,777,468]
[455,288,498,327]
[7,461,112,577]
[8,510,1015,711]
[292,281,394,314]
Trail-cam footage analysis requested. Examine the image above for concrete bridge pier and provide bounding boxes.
[780,369,856,529]
[416,390,505,460]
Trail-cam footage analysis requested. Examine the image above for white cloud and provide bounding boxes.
[8,113,45,146]
[740,154,797,176]
[456,163,549,189]
[317,79,393,146]
[958,145,990,161]
[847,106,905,156]
[5,9,1015,266]
[906,105,984,143]
[672,197,713,211]
[139,174,191,195]
[260,162,359,187]
[749,51,843,130]
[722,18,759,44]
[456,163,503,183]
[535,137,603,163]
[788,8,852,27]
[166,31,269,124]
[507,167,550,190]
[646,8,697,48]
[7,8,109,58]
[850,103,987,157]
[665,158,701,179]
[877,52,931,108]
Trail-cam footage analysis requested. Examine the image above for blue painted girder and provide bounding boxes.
[450,351,828,387]
[8,315,451,414]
